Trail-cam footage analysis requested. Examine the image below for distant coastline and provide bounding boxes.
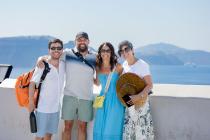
[10,65,210,85]
[1,36,210,68]
[1,36,210,85]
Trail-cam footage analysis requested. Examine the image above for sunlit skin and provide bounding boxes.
[101,45,111,72]
[94,45,112,86]
[29,42,63,112]
[120,46,134,61]
[63,37,90,140]
[49,43,63,60]
[75,37,89,56]
[36,38,89,140]
[120,45,153,108]
[94,44,123,86]
[29,42,63,140]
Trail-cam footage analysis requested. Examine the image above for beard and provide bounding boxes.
[77,44,88,53]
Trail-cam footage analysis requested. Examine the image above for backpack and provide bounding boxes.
[15,61,50,109]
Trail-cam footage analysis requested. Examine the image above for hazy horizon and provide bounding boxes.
[1,0,210,51]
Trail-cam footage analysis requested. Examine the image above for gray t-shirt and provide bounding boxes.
[60,48,96,100]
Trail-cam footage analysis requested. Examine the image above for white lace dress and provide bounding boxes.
[122,59,154,140]
[123,98,154,140]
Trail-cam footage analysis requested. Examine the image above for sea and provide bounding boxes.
[10,65,210,85]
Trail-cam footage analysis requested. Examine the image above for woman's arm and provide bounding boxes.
[140,75,153,96]
[94,67,100,86]
[116,63,123,75]
[129,75,153,105]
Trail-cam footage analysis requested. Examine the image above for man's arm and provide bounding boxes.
[36,49,67,68]
[28,66,43,112]
[36,55,49,68]
[29,82,36,112]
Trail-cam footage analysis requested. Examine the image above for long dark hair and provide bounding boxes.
[96,42,118,71]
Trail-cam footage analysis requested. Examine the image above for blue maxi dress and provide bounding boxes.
[93,72,125,140]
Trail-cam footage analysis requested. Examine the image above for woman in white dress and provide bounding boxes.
[118,40,154,140]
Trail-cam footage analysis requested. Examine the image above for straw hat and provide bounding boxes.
[116,72,148,107]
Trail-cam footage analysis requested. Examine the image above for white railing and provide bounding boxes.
[1,79,210,140]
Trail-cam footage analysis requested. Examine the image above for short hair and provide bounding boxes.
[48,39,63,49]
[118,40,133,56]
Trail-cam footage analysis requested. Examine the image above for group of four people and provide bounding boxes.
[29,32,154,140]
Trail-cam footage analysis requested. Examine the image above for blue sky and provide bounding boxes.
[0,0,210,51]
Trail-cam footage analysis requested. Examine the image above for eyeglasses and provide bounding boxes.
[100,49,111,53]
[118,47,131,55]
[50,47,63,51]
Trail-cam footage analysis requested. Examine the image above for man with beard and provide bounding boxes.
[61,32,96,140]
[37,32,96,140]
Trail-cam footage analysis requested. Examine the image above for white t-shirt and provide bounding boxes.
[122,59,151,78]
[31,62,65,113]
[123,59,151,119]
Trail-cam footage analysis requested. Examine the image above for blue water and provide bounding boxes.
[150,65,210,85]
[10,67,32,78]
[10,65,210,85]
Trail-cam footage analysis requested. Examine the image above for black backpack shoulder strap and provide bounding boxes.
[71,48,80,57]
[35,61,51,108]
[72,49,94,72]
[40,61,51,82]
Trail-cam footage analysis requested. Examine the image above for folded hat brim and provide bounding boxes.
[116,72,148,107]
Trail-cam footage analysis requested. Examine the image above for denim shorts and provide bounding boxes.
[61,95,93,122]
[36,111,60,138]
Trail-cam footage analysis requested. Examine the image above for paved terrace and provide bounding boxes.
[0,79,210,140]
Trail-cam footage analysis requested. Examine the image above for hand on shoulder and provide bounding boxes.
[36,55,49,68]
[116,63,123,75]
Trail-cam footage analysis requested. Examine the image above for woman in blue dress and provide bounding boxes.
[93,42,125,140]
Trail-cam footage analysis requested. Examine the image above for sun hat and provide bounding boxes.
[116,72,148,107]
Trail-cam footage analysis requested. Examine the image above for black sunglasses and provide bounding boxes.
[50,47,63,51]
[118,47,131,55]
[100,49,111,53]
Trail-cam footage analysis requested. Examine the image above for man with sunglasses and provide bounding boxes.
[37,32,96,140]
[29,39,65,140]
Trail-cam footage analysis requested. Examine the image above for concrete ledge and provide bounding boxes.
[1,79,210,140]
[153,84,210,98]
[0,78,16,88]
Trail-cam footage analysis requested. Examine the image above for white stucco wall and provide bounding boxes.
[1,79,210,140]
